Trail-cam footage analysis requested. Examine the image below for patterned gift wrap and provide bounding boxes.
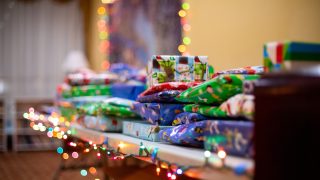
[184,104,227,118]
[76,98,139,118]
[131,102,184,125]
[66,72,118,86]
[136,90,182,103]
[183,94,255,120]
[139,82,200,97]
[220,94,255,120]
[264,41,320,72]
[57,100,77,121]
[212,66,264,78]
[123,121,171,142]
[204,120,254,157]
[175,74,260,105]
[71,85,111,97]
[77,115,133,132]
[172,112,209,126]
[147,55,208,87]
[243,80,257,95]
[159,120,253,157]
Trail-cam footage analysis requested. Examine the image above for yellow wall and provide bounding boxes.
[187,0,320,71]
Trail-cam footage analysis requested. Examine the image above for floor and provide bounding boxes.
[0,151,104,180]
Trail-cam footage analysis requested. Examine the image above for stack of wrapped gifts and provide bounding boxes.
[55,64,146,131]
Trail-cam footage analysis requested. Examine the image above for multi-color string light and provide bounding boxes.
[23,108,252,179]
[98,0,115,70]
[178,1,191,55]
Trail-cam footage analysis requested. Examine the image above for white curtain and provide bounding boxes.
[0,0,84,100]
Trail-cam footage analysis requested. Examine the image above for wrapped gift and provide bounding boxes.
[184,104,227,118]
[176,74,260,105]
[131,102,184,125]
[212,66,264,78]
[219,94,255,120]
[147,55,208,87]
[159,120,253,157]
[204,120,254,157]
[172,112,209,126]
[159,120,207,147]
[66,72,118,86]
[243,80,257,95]
[123,121,171,142]
[76,98,139,118]
[136,90,181,103]
[139,82,200,97]
[264,41,320,72]
[71,85,111,97]
[77,115,138,132]
[110,84,146,100]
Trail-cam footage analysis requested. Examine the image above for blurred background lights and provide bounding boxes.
[80,169,88,176]
[72,152,79,159]
[56,147,63,154]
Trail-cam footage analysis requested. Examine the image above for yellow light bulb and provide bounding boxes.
[178,10,187,17]
[178,45,186,53]
[97,7,106,15]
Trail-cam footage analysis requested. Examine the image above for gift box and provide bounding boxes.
[212,66,264,78]
[71,85,111,97]
[184,104,227,118]
[110,84,146,100]
[139,82,200,97]
[172,112,209,126]
[66,72,118,86]
[264,41,320,72]
[78,115,139,132]
[176,74,260,105]
[159,120,253,157]
[204,120,254,157]
[76,98,139,118]
[147,55,208,87]
[136,90,181,103]
[131,102,184,125]
[123,121,171,142]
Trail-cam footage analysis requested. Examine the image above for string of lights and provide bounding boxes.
[178,1,191,55]
[23,108,252,179]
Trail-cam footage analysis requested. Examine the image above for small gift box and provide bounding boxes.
[123,121,171,142]
[147,55,208,87]
[131,102,184,125]
[264,41,320,72]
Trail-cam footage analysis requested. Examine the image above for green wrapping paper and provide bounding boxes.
[76,98,138,118]
[77,103,102,116]
[100,103,137,117]
[184,104,227,117]
[71,85,111,97]
[175,74,260,105]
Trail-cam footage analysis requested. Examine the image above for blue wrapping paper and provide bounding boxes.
[159,120,253,157]
[136,90,181,103]
[172,112,208,126]
[123,121,171,142]
[131,102,184,125]
[110,84,146,100]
